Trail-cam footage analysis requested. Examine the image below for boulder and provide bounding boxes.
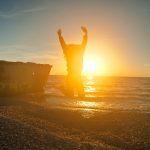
[0,60,52,95]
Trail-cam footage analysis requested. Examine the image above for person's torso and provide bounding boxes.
[64,45,84,74]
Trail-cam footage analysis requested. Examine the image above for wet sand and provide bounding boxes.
[0,95,150,150]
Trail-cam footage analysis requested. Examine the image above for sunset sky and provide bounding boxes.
[0,0,149,77]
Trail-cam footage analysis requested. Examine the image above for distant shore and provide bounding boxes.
[0,95,150,150]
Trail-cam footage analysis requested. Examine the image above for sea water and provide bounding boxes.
[45,75,150,117]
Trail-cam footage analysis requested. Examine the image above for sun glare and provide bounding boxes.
[83,59,97,75]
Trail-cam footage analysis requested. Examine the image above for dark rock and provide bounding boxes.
[0,60,52,95]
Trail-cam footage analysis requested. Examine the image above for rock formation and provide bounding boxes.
[0,61,52,95]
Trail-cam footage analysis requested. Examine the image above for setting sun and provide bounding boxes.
[83,59,97,75]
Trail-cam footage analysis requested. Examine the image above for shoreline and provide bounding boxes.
[0,95,150,149]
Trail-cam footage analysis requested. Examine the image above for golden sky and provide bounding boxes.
[0,0,149,77]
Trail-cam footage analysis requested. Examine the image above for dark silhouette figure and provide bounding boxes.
[58,27,88,97]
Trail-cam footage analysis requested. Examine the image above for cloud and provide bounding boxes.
[0,44,59,63]
[0,12,19,19]
[21,7,46,13]
[0,7,46,19]
[144,64,150,67]
[0,44,26,49]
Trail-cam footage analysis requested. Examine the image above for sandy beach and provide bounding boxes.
[0,95,150,150]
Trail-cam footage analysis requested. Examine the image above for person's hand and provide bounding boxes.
[81,26,87,34]
[57,29,62,36]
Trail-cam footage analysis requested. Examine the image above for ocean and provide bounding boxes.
[45,75,150,117]
[1,75,150,149]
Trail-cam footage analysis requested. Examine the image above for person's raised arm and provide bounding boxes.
[81,26,88,50]
[57,29,67,54]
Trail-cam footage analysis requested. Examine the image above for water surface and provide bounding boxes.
[45,76,150,118]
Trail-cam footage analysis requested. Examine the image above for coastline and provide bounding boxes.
[0,95,150,150]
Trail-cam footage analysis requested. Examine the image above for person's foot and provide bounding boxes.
[57,85,74,97]
[78,95,85,99]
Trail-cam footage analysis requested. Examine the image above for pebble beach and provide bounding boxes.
[0,95,150,150]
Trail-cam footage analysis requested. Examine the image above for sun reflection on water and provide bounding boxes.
[77,101,99,108]
[85,76,97,97]
[76,101,105,118]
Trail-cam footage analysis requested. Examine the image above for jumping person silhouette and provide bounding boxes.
[57,27,88,97]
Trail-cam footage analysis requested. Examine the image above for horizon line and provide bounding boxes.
[49,74,150,78]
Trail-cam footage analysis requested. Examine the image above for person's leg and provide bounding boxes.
[66,75,74,97]
[76,75,85,98]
